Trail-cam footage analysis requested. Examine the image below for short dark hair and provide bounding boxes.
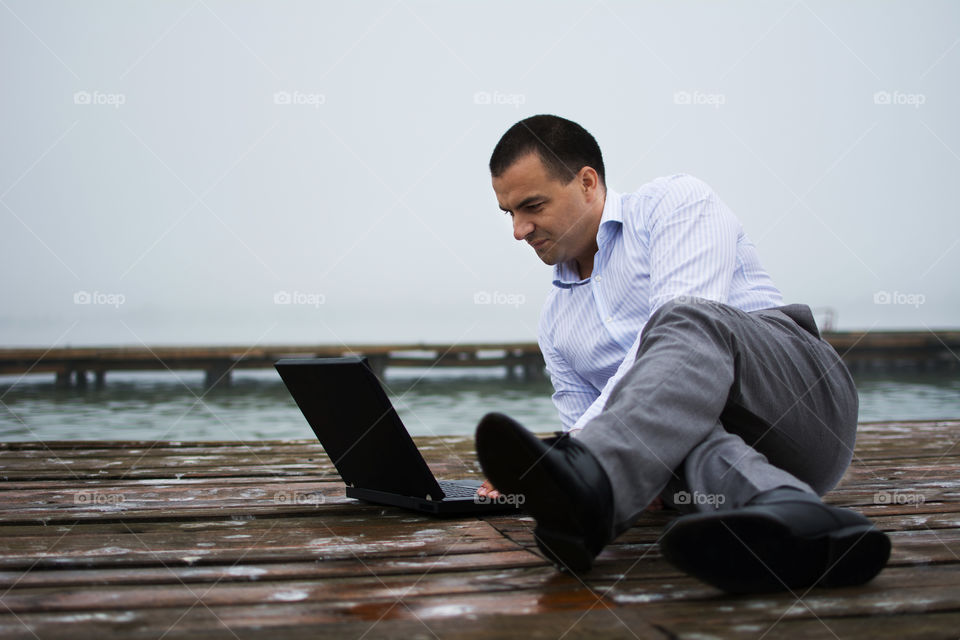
[489,114,605,186]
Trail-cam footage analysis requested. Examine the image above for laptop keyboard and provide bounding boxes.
[438,481,480,498]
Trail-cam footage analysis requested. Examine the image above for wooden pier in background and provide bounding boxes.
[1,420,960,638]
[0,343,548,388]
[0,329,958,388]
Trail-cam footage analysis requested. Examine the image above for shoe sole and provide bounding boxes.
[476,417,595,573]
[660,510,891,594]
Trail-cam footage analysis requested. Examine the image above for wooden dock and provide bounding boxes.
[2,420,960,638]
[0,343,548,388]
[1,329,958,388]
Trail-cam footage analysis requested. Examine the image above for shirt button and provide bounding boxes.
[606,316,613,322]
[595,275,602,282]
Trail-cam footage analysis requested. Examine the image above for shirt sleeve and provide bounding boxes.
[569,329,645,434]
[539,328,600,432]
[645,175,738,310]
[569,176,739,435]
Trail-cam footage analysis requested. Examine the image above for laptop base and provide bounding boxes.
[347,481,520,515]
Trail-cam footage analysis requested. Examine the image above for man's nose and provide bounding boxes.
[513,216,534,241]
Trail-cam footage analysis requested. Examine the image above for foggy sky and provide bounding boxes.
[2,1,958,348]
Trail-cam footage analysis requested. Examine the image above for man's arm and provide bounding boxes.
[570,176,740,434]
[540,330,599,431]
[645,175,737,310]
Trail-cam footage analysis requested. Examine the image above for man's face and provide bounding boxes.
[492,152,602,268]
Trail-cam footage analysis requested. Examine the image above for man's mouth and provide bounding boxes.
[529,239,548,250]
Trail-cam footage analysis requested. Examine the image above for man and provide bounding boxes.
[474,114,890,594]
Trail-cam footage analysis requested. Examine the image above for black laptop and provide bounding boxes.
[275,356,518,515]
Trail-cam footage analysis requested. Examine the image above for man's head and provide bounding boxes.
[490,115,606,275]
[489,114,606,187]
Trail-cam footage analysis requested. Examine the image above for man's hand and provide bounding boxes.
[476,479,502,500]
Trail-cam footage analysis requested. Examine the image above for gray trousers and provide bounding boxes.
[577,298,859,536]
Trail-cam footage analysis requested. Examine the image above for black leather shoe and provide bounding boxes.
[660,487,891,594]
[475,412,614,573]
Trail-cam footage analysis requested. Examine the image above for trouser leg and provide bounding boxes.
[577,298,859,535]
[660,421,812,514]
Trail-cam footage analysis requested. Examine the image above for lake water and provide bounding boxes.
[1,368,958,442]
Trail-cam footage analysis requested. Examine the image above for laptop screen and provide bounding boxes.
[275,357,445,500]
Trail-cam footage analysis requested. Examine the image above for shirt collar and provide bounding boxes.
[551,188,621,289]
[596,187,622,245]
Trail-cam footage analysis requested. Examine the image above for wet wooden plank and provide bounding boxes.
[0,565,584,614]
[0,437,481,482]
[0,550,544,588]
[0,517,521,569]
[0,603,666,640]
[1,420,960,639]
[672,611,960,640]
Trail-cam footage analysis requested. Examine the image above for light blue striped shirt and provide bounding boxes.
[538,174,783,433]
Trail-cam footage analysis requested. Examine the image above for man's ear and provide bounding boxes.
[579,166,601,200]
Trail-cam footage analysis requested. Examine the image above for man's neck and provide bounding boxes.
[575,188,606,280]
[576,254,596,280]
